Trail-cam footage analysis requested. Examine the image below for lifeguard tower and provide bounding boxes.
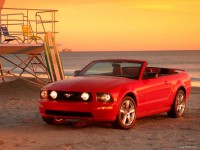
[0,1,64,84]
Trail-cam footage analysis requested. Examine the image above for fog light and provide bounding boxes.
[81,92,90,101]
[50,91,58,99]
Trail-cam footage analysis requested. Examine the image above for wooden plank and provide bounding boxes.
[0,44,44,54]
[44,32,64,82]
[0,63,5,82]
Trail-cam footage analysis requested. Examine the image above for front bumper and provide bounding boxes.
[39,99,118,122]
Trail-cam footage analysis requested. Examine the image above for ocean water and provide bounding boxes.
[0,50,200,82]
[61,50,200,81]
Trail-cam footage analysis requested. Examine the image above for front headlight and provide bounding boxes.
[40,90,48,99]
[81,92,90,101]
[50,91,58,99]
[97,93,112,102]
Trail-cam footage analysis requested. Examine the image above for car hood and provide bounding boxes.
[44,76,134,92]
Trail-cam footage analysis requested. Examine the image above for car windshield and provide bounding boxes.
[77,61,143,79]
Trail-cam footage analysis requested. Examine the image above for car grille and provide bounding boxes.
[46,110,93,118]
[48,91,92,102]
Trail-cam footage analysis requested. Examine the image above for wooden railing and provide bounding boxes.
[0,8,58,44]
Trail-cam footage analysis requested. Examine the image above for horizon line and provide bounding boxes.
[60,49,200,52]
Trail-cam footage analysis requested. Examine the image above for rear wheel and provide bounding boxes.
[167,89,186,118]
[114,96,136,129]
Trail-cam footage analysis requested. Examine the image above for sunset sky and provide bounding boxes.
[3,0,200,51]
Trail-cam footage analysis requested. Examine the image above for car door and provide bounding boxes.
[138,76,173,115]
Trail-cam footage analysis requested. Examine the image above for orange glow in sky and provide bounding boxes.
[3,0,200,51]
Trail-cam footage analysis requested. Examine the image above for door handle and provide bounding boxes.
[164,81,168,85]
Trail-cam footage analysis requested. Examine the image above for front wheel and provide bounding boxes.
[114,96,136,129]
[167,89,186,118]
[42,117,65,124]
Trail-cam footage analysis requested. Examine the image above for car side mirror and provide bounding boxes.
[74,70,80,76]
[144,72,158,79]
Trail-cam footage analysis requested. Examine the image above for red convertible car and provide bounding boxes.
[39,59,191,129]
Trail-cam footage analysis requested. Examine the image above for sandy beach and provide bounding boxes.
[0,79,199,150]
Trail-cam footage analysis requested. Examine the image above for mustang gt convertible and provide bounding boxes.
[39,59,191,129]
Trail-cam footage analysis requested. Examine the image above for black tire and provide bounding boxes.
[42,117,54,124]
[114,96,136,129]
[167,89,186,118]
